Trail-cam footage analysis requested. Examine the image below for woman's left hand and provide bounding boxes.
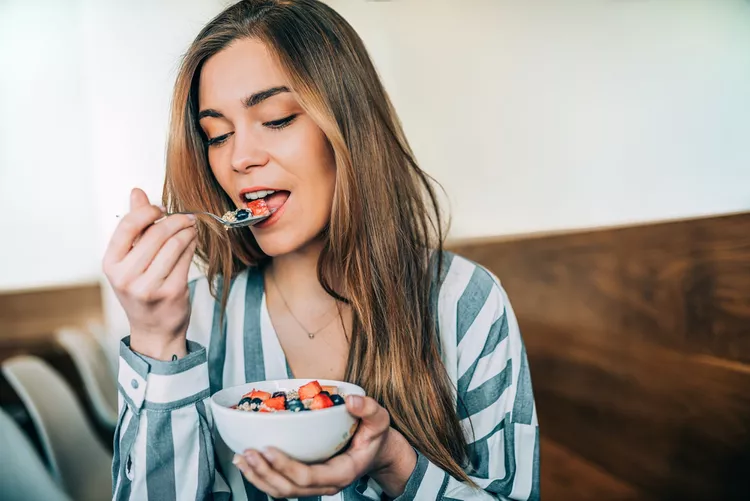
[233,395,416,498]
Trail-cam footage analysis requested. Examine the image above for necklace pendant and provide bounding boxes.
[308,332,315,339]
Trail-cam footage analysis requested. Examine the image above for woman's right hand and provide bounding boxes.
[103,188,198,360]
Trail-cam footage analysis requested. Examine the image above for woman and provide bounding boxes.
[103,1,539,499]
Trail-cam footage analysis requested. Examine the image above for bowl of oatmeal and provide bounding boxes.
[209,379,365,463]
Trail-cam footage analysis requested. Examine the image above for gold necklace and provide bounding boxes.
[268,270,340,339]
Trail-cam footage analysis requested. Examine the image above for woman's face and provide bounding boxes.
[198,38,336,257]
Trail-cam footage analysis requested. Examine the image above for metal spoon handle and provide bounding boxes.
[116,209,273,228]
[166,211,226,224]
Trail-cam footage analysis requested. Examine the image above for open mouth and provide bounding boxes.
[240,188,290,212]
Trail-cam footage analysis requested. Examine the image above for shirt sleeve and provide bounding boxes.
[112,336,231,500]
[395,267,540,501]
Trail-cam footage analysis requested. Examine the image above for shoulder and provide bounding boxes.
[431,251,524,389]
[434,251,508,318]
[432,251,520,353]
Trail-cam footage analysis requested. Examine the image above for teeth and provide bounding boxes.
[243,189,275,200]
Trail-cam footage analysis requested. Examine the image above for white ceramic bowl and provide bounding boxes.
[210,379,365,463]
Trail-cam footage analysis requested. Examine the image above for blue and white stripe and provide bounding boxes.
[113,253,540,500]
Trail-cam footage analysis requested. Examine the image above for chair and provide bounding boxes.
[0,406,71,501]
[84,320,119,379]
[56,328,119,433]
[2,356,112,501]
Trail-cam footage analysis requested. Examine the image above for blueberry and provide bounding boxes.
[330,394,345,406]
[272,391,287,399]
[235,209,250,220]
[238,397,253,408]
[319,391,330,397]
[287,399,306,412]
[250,398,263,411]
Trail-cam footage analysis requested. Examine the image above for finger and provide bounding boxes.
[232,455,277,494]
[235,451,318,498]
[346,396,390,436]
[130,188,161,247]
[127,188,159,248]
[159,237,197,294]
[118,214,196,277]
[262,447,352,492]
[104,204,165,267]
[129,187,151,211]
[137,227,196,288]
[245,451,299,496]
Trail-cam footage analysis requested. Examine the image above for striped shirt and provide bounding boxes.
[114,252,540,501]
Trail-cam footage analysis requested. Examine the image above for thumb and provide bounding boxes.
[129,187,151,211]
[346,396,390,431]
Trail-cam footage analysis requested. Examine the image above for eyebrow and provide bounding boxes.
[198,86,291,120]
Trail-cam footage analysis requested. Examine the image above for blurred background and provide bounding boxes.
[1,0,749,500]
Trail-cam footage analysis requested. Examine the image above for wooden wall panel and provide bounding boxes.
[0,283,103,343]
[449,212,750,500]
[540,438,651,501]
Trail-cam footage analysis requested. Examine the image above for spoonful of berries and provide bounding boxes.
[118,199,275,229]
[181,198,275,229]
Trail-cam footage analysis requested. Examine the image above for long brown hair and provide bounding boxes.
[164,0,471,482]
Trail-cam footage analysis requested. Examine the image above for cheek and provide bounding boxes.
[298,143,336,215]
[207,153,233,194]
[290,127,335,186]
[272,124,322,167]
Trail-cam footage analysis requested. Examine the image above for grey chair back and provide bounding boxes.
[0,406,71,501]
[2,356,112,501]
[56,328,119,432]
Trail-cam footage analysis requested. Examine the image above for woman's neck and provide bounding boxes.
[267,240,338,308]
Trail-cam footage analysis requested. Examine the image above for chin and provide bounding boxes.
[252,230,321,257]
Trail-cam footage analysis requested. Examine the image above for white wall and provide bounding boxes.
[1,0,748,299]
[0,1,97,290]
[0,0,229,292]
[329,0,750,238]
[79,0,232,246]
[0,0,230,352]
[77,0,231,340]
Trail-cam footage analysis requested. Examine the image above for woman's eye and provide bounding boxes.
[264,114,298,130]
[206,132,234,147]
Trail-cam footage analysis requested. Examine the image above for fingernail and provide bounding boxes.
[158,205,167,212]
[262,448,276,462]
[347,395,363,411]
[244,452,257,466]
[187,213,197,221]
[232,455,242,466]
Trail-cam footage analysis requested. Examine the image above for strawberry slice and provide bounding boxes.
[298,381,323,400]
[242,390,271,401]
[247,198,270,217]
[310,393,334,410]
[263,396,287,411]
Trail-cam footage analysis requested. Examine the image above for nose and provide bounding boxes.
[230,128,269,173]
